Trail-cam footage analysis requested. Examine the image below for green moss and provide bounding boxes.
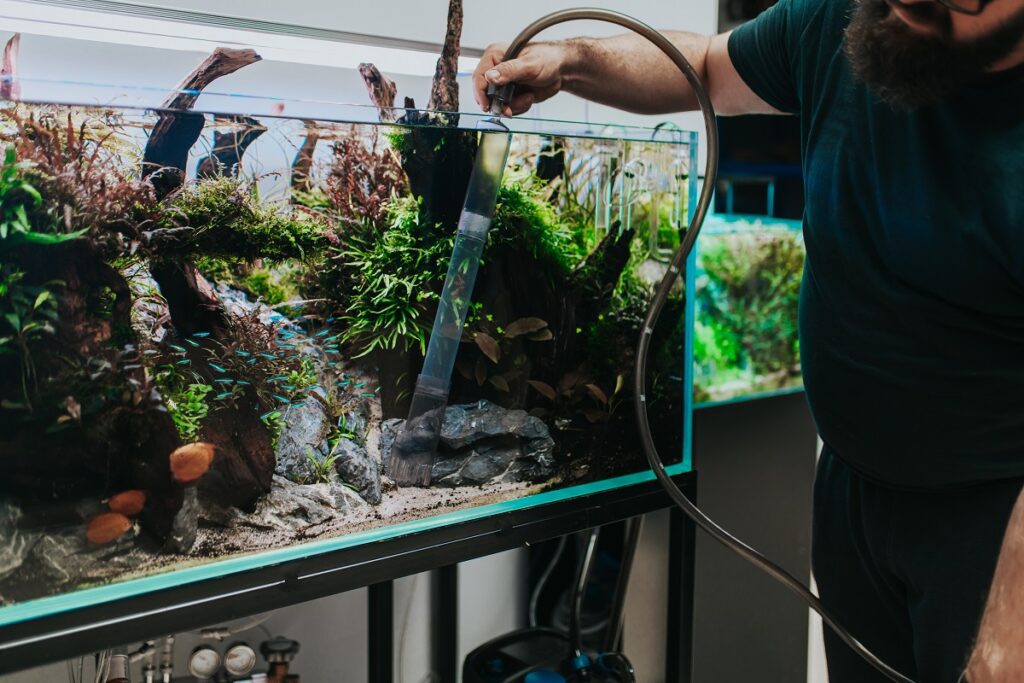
[491,180,584,276]
[243,271,289,306]
[161,177,332,262]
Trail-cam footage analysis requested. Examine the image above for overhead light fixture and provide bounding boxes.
[0,0,479,77]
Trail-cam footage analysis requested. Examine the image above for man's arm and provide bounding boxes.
[966,486,1024,682]
[471,30,784,118]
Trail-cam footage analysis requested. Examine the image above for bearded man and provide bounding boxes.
[474,1,1024,681]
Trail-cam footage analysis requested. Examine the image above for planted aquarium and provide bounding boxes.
[693,214,804,404]
[0,50,697,615]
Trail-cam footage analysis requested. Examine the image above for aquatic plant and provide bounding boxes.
[155,176,335,261]
[304,445,342,485]
[698,230,803,376]
[0,268,59,410]
[156,371,213,443]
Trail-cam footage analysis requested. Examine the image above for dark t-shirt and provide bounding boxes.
[727,0,1024,488]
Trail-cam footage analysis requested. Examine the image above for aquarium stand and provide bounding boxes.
[0,471,696,676]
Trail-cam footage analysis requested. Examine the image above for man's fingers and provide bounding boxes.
[509,91,536,116]
[483,57,536,87]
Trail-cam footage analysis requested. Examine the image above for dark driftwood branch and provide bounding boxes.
[196,115,267,179]
[427,0,462,112]
[1,33,20,100]
[358,63,398,123]
[144,48,262,185]
[290,120,320,191]
[161,48,262,111]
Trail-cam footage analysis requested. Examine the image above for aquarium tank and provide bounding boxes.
[0,41,700,616]
[693,213,805,404]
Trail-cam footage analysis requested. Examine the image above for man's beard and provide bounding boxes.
[843,0,1024,110]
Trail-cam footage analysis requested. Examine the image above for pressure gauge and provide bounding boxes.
[224,642,257,676]
[188,645,221,680]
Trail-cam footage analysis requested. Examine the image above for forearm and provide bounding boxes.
[967,486,1024,682]
[561,31,712,115]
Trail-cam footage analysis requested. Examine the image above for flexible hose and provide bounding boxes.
[497,9,916,683]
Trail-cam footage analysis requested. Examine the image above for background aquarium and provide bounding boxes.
[693,213,804,405]
[0,73,698,615]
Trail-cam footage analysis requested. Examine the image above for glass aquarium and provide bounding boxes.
[693,213,804,405]
[0,77,697,621]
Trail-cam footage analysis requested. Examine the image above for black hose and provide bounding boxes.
[570,528,601,661]
[496,10,916,683]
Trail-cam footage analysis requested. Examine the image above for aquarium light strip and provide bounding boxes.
[0,464,690,630]
[0,0,479,76]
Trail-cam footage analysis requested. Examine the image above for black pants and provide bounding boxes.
[812,447,1024,683]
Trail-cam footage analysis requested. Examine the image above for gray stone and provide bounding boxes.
[199,475,366,532]
[0,503,36,582]
[381,401,555,487]
[26,526,138,588]
[163,488,199,554]
[275,396,333,484]
[332,438,382,505]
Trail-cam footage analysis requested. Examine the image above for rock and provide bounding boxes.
[199,475,366,532]
[163,487,199,554]
[381,401,555,487]
[275,397,333,484]
[331,438,381,505]
[24,526,137,589]
[0,503,36,582]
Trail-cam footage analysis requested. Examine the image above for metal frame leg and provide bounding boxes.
[665,505,697,682]
[432,564,459,682]
[369,581,394,683]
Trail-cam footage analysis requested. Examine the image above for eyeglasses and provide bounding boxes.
[934,0,993,15]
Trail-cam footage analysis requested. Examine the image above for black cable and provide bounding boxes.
[570,528,601,660]
[496,10,917,683]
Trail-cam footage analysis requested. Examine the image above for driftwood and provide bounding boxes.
[358,63,398,123]
[143,48,261,182]
[290,120,320,191]
[196,115,267,179]
[143,48,274,513]
[1,33,19,100]
[427,0,462,113]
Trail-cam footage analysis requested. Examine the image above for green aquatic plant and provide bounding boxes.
[698,230,803,376]
[157,176,335,261]
[491,178,584,276]
[330,197,453,357]
[0,269,60,410]
[305,444,342,485]
[155,369,213,442]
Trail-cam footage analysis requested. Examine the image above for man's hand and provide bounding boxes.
[965,486,1024,682]
[472,41,574,116]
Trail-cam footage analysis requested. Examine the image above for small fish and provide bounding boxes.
[353,382,368,389]
[338,380,350,387]
[259,353,277,360]
[214,379,234,384]
[276,343,297,350]
[247,358,258,364]
[359,392,375,398]
[269,375,289,382]
[184,338,201,347]
[314,329,331,338]
[235,350,251,357]
[191,331,211,338]
[281,384,297,390]
[209,363,228,373]
[259,410,280,420]
[168,344,187,354]
[215,392,233,399]
[175,359,191,365]
[272,394,291,403]
[236,380,251,386]
[323,334,341,342]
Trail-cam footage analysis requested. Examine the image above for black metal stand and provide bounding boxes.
[666,505,698,682]
[368,581,394,683]
[432,565,459,681]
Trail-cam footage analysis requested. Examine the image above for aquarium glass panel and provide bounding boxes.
[0,82,695,622]
[693,214,805,405]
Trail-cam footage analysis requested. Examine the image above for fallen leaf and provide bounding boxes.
[108,490,146,516]
[86,512,133,545]
[475,358,487,387]
[527,329,554,342]
[585,383,609,405]
[488,375,510,392]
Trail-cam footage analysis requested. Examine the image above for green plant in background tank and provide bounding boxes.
[696,226,804,399]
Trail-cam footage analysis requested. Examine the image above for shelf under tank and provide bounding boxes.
[0,80,699,632]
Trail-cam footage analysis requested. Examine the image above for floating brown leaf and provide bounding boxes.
[86,512,133,545]
[475,333,501,363]
[170,442,216,485]
[585,383,609,405]
[108,490,147,516]
[475,358,488,387]
[504,317,548,338]
[488,375,510,392]
[528,380,557,401]
[527,329,554,342]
